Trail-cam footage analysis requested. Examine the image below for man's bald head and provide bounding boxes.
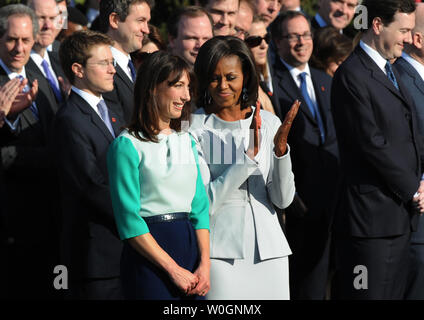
[413,3,424,33]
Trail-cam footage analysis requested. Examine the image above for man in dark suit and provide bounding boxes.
[27,0,68,111]
[331,0,424,299]
[99,0,153,124]
[394,2,424,300]
[270,11,340,299]
[54,30,123,300]
[0,4,60,299]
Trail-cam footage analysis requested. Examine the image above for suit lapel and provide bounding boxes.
[310,68,329,131]
[70,92,115,143]
[397,57,424,97]
[115,64,133,90]
[356,46,409,107]
[273,58,317,124]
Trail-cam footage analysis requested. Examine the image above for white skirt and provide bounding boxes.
[206,206,290,300]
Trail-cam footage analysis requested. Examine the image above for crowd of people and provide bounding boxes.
[0,0,424,301]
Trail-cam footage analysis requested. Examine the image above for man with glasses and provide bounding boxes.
[198,0,239,36]
[394,2,424,300]
[270,10,340,299]
[54,30,124,300]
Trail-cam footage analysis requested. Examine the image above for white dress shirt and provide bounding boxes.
[71,86,104,118]
[402,52,424,82]
[110,46,133,82]
[280,58,318,109]
[359,40,388,75]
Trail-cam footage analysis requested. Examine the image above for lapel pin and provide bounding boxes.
[321,86,325,92]
[111,117,116,123]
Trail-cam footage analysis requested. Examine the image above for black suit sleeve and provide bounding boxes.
[53,116,115,225]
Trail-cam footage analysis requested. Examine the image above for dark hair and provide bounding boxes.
[99,0,155,33]
[59,30,114,84]
[142,23,165,49]
[270,10,311,40]
[168,5,214,39]
[197,0,240,8]
[310,26,353,73]
[194,36,259,110]
[362,0,415,28]
[127,51,195,143]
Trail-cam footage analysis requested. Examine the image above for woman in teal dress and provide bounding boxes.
[107,52,210,300]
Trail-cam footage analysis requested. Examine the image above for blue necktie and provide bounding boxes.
[41,59,63,103]
[385,60,399,90]
[128,59,136,82]
[17,75,38,120]
[299,72,325,143]
[97,99,115,138]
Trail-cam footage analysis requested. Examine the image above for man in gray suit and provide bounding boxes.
[394,3,424,300]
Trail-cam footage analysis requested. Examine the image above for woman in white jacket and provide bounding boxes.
[190,36,300,300]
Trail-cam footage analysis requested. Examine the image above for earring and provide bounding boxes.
[242,87,248,102]
[204,91,212,106]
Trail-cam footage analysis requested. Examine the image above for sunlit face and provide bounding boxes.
[0,15,35,73]
[255,0,282,26]
[375,11,415,60]
[169,14,213,65]
[207,0,239,36]
[276,15,313,69]
[247,21,269,67]
[115,1,151,54]
[33,0,60,49]
[79,45,116,96]
[209,55,244,109]
[156,71,191,128]
[317,0,357,30]
[234,1,254,40]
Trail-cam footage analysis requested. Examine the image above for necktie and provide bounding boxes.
[41,59,62,103]
[97,99,115,138]
[17,75,38,120]
[385,60,399,90]
[128,59,136,82]
[299,72,325,143]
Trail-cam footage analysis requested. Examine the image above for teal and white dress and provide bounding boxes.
[107,129,209,299]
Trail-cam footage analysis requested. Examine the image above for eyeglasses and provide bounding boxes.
[281,32,313,42]
[86,59,117,68]
[245,33,271,48]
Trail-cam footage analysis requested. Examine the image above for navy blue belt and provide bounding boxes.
[144,212,189,224]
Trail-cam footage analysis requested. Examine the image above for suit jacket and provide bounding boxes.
[395,57,424,244]
[190,108,295,260]
[331,46,424,238]
[103,64,134,125]
[53,91,123,280]
[271,59,340,224]
[0,65,56,245]
[26,51,66,114]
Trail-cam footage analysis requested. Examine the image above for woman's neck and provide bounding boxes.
[208,104,252,121]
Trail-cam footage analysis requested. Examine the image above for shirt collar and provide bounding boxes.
[30,50,52,67]
[0,58,26,79]
[280,57,311,79]
[71,86,103,112]
[402,52,424,82]
[360,40,388,74]
[110,46,130,68]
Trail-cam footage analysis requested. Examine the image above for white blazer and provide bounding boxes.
[189,107,295,260]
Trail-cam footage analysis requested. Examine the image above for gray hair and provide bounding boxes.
[0,4,39,39]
